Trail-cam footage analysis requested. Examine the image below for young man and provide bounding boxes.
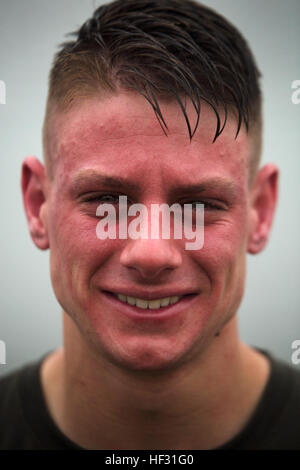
[1,0,299,450]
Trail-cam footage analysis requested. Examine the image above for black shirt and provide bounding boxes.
[0,349,300,450]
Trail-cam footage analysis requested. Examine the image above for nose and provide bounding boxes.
[120,238,182,280]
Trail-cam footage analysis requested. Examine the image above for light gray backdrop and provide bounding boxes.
[0,0,299,375]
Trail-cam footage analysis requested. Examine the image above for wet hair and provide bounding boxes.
[43,0,262,176]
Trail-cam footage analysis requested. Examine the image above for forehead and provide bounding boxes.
[47,92,251,189]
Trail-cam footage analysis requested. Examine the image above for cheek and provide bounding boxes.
[191,223,248,335]
[47,205,116,302]
[193,214,248,296]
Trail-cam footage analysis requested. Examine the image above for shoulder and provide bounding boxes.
[273,356,300,411]
[0,364,24,413]
[259,351,300,449]
[0,365,29,448]
[268,353,300,397]
[0,358,45,449]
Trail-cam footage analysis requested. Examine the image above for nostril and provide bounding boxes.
[119,239,182,277]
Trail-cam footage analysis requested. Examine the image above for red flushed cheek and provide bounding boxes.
[192,209,248,290]
[47,196,126,306]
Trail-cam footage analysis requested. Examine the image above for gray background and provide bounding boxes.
[0,0,299,375]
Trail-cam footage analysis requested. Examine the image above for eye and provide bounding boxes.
[185,200,225,211]
[82,193,121,204]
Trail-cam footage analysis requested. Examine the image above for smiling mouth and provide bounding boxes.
[111,293,183,310]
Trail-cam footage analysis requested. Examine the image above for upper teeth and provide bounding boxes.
[116,294,182,309]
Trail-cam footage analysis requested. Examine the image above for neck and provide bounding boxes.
[41,313,270,450]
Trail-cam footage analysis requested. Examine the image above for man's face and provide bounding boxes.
[43,92,252,371]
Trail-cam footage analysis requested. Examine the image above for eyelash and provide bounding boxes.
[186,201,223,211]
[81,194,224,211]
[83,194,120,204]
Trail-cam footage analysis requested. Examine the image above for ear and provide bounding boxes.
[21,156,49,250]
[247,163,279,254]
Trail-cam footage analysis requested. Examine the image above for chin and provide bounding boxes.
[98,335,203,373]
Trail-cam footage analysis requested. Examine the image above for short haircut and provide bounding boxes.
[43,0,263,182]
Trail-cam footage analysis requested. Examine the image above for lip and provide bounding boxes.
[101,287,198,301]
[101,290,199,321]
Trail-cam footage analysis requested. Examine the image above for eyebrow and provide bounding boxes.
[171,178,238,199]
[70,170,237,199]
[70,170,140,195]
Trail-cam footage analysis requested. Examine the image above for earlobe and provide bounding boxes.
[247,164,279,255]
[21,156,50,250]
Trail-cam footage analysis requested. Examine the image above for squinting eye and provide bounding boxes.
[189,201,223,211]
[83,194,120,204]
